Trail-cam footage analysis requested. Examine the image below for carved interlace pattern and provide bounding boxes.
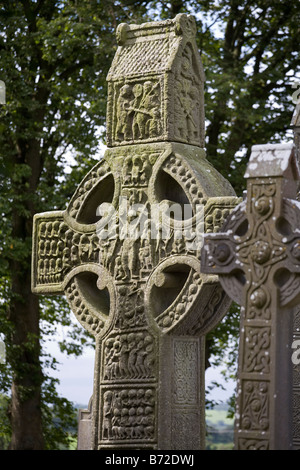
[202,175,300,450]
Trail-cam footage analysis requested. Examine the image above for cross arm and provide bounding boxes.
[201,195,244,274]
[32,210,110,337]
[201,229,247,306]
[201,197,249,306]
[32,211,67,294]
[201,232,241,275]
[32,210,99,295]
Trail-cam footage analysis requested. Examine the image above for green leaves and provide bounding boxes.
[197,0,300,194]
[1,0,299,447]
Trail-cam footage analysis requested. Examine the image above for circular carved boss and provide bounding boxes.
[211,197,300,309]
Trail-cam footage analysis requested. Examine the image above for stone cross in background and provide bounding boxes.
[291,103,300,450]
[201,142,300,450]
[32,14,238,450]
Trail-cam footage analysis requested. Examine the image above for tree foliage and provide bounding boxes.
[0,0,299,449]
[196,0,299,194]
[0,0,150,449]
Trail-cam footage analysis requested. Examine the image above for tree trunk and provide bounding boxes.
[8,276,44,450]
[7,139,45,450]
[170,0,184,17]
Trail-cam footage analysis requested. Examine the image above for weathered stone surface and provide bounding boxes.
[106,14,205,148]
[201,142,300,450]
[291,103,300,159]
[293,311,300,450]
[291,104,300,450]
[32,14,239,450]
[77,399,93,450]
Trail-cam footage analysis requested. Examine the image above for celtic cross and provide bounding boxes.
[32,14,238,450]
[291,103,300,450]
[201,143,300,450]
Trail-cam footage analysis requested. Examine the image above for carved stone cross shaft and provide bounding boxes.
[201,143,300,450]
[32,14,238,450]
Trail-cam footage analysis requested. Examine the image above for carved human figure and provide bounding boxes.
[127,333,138,378]
[131,83,144,140]
[122,155,132,185]
[102,391,113,439]
[103,338,115,380]
[120,238,138,280]
[135,407,144,438]
[135,335,147,378]
[132,156,142,185]
[139,158,151,185]
[112,408,121,438]
[119,408,129,439]
[128,407,136,438]
[115,84,133,141]
[118,335,129,378]
[143,406,155,438]
[174,81,187,140]
[149,107,161,138]
[144,336,155,376]
[139,238,152,271]
[131,81,160,140]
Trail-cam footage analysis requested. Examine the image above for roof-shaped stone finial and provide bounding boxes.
[106,14,205,148]
[244,143,299,181]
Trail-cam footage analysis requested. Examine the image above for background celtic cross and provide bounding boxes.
[201,143,300,450]
[32,14,239,450]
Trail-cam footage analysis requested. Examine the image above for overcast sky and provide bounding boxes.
[46,338,235,407]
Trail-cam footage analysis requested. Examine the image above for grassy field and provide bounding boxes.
[206,404,234,450]
[67,402,235,451]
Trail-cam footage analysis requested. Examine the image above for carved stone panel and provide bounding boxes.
[99,386,156,446]
[171,338,202,450]
[106,14,205,148]
[293,309,300,449]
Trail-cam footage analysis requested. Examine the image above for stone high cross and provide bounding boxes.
[32,14,238,450]
[291,103,300,450]
[201,143,300,450]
